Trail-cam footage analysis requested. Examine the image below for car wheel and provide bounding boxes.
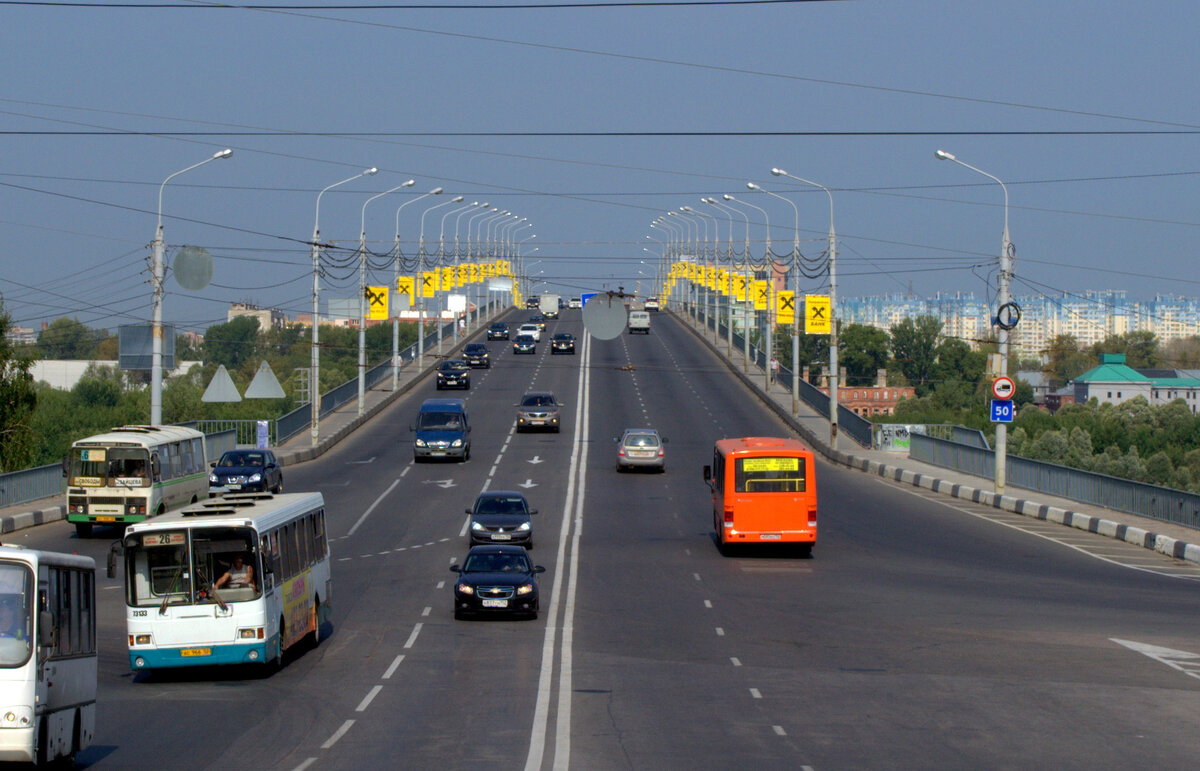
[273,478,283,494]
[454,608,466,620]
[616,463,624,473]
[74,522,93,538]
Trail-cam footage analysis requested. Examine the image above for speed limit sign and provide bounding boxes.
[991,376,1015,400]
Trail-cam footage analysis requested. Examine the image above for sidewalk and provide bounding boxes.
[0,318,499,535]
[678,314,1200,567]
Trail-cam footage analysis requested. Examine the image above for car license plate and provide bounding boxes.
[430,451,446,456]
[491,533,512,541]
[227,484,241,490]
[481,599,508,608]
[95,516,116,522]
[180,648,211,657]
[760,534,782,540]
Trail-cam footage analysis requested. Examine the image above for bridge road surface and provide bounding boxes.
[6,308,1200,769]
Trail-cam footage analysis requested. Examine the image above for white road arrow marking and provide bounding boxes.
[518,479,538,489]
[422,479,456,489]
[349,457,377,464]
[528,456,544,464]
[1112,638,1200,681]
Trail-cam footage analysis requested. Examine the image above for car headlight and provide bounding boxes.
[517,521,531,532]
[451,439,463,447]
[471,521,484,531]
[457,584,474,596]
[249,473,262,483]
[516,583,535,595]
[415,438,427,447]
[209,474,218,483]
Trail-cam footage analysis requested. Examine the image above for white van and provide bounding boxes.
[628,311,651,334]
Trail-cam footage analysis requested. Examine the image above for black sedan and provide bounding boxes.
[467,490,537,548]
[512,334,537,355]
[550,333,576,355]
[209,449,282,496]
[436,359,471,390]
[487,322,509,340]
[463,342,491,368]
[451,545,545,619]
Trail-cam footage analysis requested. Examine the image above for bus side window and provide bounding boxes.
[313,510,328,560]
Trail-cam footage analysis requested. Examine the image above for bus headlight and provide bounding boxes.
[0,707,33,727]
[238,628,264,640]
[130,634,152,646]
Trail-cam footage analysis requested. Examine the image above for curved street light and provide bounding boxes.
[389,185,440,391]
[308,166,377,445]
[936,149,1012,494]
[150,148,233,427]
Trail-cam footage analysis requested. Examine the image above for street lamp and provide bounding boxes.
[725,194,771,376]
[309,166,378,446]
[150,148,233,427]
[356,179,414,416]
[704,197,738,354]
[772,168,837,430]
[439,199,474,344]
[390,186,441,391]
[416,194,461,368]
[936,149,1013,494]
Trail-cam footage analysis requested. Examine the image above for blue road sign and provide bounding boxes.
[990,399,1014,423]
[580,292,598,307]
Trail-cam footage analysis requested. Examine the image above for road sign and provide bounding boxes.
[805,295,831,334]
[990,399,1014,423]
[991,375,1015,400]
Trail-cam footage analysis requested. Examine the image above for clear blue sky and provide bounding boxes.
[2,0,1197,336]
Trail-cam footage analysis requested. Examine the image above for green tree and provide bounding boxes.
[890,315,942,394]
[839,324,891,385]
[1089,330,1161,369]
[1163,336,1200,368]
[38,317,104,359]
[202,316,262,371]
[1042,334,1094,388]
[0,303,37,470]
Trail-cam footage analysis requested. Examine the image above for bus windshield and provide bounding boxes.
[735,456,807,493]
[0,562,33,667]
[125,526,261,608]
[70,447,151,487]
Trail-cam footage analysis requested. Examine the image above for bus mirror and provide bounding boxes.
[150,455,161,480]
[703,465,712,481]
[61,455,69,478]
[38,612,55,648]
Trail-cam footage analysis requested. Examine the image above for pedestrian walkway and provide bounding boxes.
[678,313,1200,567]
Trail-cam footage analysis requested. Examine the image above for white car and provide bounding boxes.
[518,323,542,342]
[644,297,660,311]
[568,297,582,309]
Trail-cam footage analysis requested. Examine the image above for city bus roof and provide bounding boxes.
[713,436,814,456]
[70,424,205,447]
[126,492,325,535]
[0,544,95,571]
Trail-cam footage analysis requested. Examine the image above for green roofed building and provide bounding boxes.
[1073,353,1200,413]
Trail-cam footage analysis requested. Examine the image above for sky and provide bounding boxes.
[2,0,1198,338]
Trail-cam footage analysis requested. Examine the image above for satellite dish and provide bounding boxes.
[581,292,629,340]
[173,246,213,291]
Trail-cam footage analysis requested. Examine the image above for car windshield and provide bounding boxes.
[555,335,572,341]
[463,552,531,573]
[474,496,528,516]
[466,345,485,353]
[439,361,467,371]
[220,451,265,467]
[417,412,462,430]
[521,395,555,407]
[624,433,660,448]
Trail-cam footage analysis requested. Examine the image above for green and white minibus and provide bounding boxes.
[64,425,209,537]
[0,546,96,765]
[123,492,332,671]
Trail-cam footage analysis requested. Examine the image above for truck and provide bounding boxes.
[539,294,561,319]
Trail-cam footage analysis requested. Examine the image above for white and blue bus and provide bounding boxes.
[123,492,332,671]
[0,546,96,765]
[64,424,209,537]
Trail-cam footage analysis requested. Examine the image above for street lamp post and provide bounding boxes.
[357,179,414,416]
[772,168,838,440]
[936,149,1012,494]
[417,194,461,369]
[438,199,472,346]
[704,197,738,354]
[310,167,378,446]
[151,148,233,427]
[728,193,771,386]
[391,186,441,391]
[722,195,755,369]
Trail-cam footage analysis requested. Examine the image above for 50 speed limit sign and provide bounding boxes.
[991,376,1015,400]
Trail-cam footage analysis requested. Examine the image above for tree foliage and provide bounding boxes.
[0,302,37,470]
[890,315,942,394]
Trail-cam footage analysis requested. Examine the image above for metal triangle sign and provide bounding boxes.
[202,365,243,402]
[244,361,286,399]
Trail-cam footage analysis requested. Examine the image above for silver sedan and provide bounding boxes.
[616,428,667,472]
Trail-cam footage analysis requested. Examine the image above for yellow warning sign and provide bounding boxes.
[805,295,831,334]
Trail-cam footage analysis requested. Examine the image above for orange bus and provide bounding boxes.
[703,437,818,554]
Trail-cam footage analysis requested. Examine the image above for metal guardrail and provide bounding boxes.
[910,432,1200,531]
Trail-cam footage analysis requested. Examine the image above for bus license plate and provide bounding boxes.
[491,533,512,541]
[95,516,116,522]
[180,648,211,657]
[482,599,508,608]
[760,534,782,540]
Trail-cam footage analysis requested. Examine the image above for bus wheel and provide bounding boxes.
[311,599,322,647]
[74,522,92,538]
[273,619,285,669]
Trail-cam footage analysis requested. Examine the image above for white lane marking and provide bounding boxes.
[403,622,423,649]
[400,466,411,477]
[421,606,431,617]
[459,514,471,538]
[749,688,762,699]
[731,657,741,667]
[436,580,445,589]
[715,628,725,636]
[773,726,787,736]
[1112,638,1200,682]
[291,758,318,771]
[383,654,405,679]
[356,685,383,712]
[346,477,402,536]
[338,557,352,562]
[704,600,712,608]
[693,573,702,581]
[321,720,354,749]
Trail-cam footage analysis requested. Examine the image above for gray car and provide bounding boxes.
[616,428,667,472]
[516,392,562,433]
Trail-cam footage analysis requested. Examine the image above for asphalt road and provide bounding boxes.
[11,309,1200,769]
